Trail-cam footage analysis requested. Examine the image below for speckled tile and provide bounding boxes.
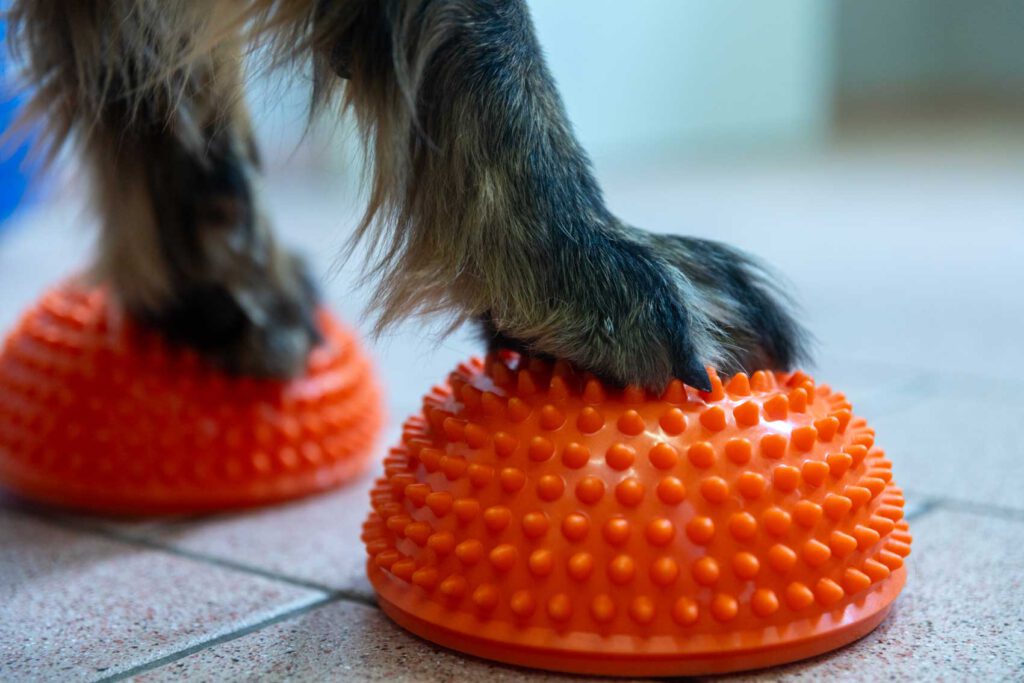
[131,509,1023,683]
[146,465,384,598]
[714,508,1024,682]
[0,510,323,682]
[130,507,1022,682]
[130,598,633,683]
[0,488,187,541]
[868,379,1024,512]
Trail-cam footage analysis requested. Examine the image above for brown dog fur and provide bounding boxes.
[7,0,808,390]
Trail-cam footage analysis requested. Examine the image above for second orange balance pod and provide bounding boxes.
[0,282,383,514]
[364,354,911,676]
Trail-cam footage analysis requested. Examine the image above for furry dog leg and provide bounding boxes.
[11,0,809,389]
[7,1,320,377]
[262,0,809,390]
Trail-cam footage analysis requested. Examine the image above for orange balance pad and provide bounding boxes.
[363,354,911,676]
[0,282,384,514]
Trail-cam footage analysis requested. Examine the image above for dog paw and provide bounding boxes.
[642,232,810,377]
[478,226,808,392]
[134,251,322,379]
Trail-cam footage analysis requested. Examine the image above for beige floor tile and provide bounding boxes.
[130,598,629,683]
[0,510,323,682]
[869,379,1024,512]
[146,467,384,598]
[131,508,1024,682]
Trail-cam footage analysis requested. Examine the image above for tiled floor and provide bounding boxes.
[3,122,1024,681]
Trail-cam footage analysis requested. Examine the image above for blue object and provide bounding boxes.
[0,19,37,230]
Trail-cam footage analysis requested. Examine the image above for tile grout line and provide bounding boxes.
[96,593,347,683]
[896,490,1024,524]
[11,489,1021,682]
[13,506,379,608]
[932,497,1024,523]
[904,498,939,522]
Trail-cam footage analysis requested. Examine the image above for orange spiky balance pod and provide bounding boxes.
[0,281,384,514]
[363,353,911,676]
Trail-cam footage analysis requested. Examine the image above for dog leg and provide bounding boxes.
[8,1,320,377]
[250,0,807,390]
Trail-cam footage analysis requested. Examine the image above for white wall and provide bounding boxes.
[530,0,834,162]
[248,1,836,170]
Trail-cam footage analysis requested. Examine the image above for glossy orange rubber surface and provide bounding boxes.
[0,282,384,514]
[364,353,911,676]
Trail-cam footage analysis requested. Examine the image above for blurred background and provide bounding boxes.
[4,5,1023,678]
[2,0,1022,417]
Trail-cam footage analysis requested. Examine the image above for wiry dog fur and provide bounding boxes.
[6,1,320,377]
[7,0,809,390]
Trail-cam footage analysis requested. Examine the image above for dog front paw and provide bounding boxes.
[478,226,808,392]
[642,232,810,376]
